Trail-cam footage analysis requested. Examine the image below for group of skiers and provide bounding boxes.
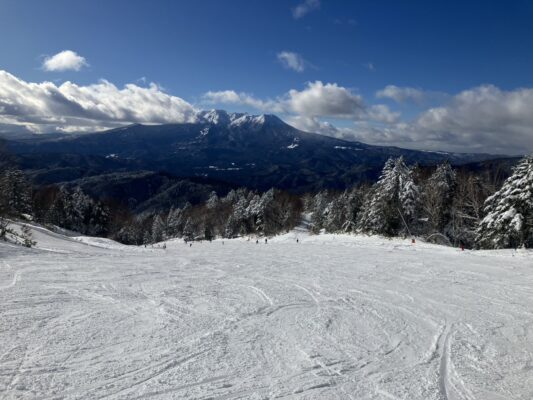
[151,237,303,249]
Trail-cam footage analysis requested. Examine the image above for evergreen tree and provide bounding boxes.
[151,215,165,243]
[45,188,68,227]
[359,157,418,236]
[166,207,180,237]
[206,191,219,209]
[182,217,195,241]
[0,168,32,216]
[310,190,329,233]
[476,156,533,249]
[421,162,456,234]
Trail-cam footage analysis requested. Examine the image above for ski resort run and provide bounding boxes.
[1,224,533,399]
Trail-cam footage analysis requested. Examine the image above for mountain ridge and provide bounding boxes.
[4,109,508,192]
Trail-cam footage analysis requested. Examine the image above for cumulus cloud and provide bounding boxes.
[286,115,340,136]
[203,81,369,120]
[376,85,449,105]
[202,90,283,113]
[0,70,197,134]
[376,85,425,103]
[325,85,533,154]
[42,50,88,72]
[203,81,396,127]
[277,51,305,72]
[286,81,366,118]
[292,0,320,19]
[410,85,533,154]
[367,105,401,124]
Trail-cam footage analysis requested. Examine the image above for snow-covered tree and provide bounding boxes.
[151,215,165,243]
[166,207,181,237]
[0,168,32,216]
[206,191,219,209]
[359,157,418,236]
[476,156,533,249]
[449,173,489,247]
[182,217,195,241]
[310,190,329,233]
[43,187,108,236]
[421,162,456,233]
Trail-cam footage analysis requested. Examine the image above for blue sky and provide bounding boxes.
[1,0,533,154]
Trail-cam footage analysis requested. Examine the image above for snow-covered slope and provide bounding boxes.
[1,226,532,399]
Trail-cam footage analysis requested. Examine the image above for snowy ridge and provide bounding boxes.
[196,109,283,129]
[1,224,532,399]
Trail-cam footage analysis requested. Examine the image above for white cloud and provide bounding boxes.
[367,104,401,124]
[42,50,88,72]
[0,70,197,134]
[324,85,533,154]
[376,85,425,103]
[277,51,305,72]
[202,90,283,113]
[376,85,449,105]
[292,0,320,19]
[203,81,368,120]
[286,115,340,136]
[410,85,533,154]
[286,81,366,118]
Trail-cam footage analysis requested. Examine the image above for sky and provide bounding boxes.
[1,0,533,154]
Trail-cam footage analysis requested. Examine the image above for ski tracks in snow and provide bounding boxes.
[0,262,20,291]
[1,235,533,399]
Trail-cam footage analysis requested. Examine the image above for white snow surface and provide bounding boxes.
[1,225,533,399]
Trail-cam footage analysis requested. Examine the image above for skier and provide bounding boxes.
[265,238,268,244]
[256,240,258,244]
[296,238,299,243]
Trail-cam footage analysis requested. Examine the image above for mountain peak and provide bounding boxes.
[196,109,286,129]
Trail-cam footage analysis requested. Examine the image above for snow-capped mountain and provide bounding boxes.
[6,110,505,192]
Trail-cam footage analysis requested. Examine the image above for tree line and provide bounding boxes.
[1,150,531,249]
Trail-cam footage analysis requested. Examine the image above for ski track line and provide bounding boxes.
[93,349,209,400]
[246,285,274,306]
[0,262,20,291]
[293,283,319,305]
[438,325,452,400]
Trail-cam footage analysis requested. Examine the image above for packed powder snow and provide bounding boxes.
[1,226,533,399]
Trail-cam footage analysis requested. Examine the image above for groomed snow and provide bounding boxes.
[1,226,533,399]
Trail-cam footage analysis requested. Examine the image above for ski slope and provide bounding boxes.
[1,226,533,399]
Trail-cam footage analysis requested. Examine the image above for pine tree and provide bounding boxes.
[151,215,165,243]
[0,168,32,216]
[182,217,195,241]
[324,196,344,232]
[45,188,68,227]
[476,156,533,249]
[310,190,329,233]
[166,207,180,237]
[359,157,418,236]
[421,162,456,234]
[206,191,219,209]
